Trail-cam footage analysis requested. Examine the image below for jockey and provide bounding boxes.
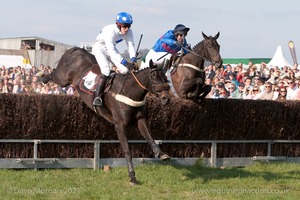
[92,12,137,106]
[140,24,190,69]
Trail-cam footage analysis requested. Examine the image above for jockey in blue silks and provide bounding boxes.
[140,24,190,69]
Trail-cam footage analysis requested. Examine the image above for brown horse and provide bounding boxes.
[42,47,171,185]
[167,32,222,102]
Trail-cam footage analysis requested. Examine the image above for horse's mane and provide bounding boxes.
[191,40,204,51]
[134,67,150,74]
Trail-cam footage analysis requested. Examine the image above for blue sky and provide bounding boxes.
[1,0,299,62]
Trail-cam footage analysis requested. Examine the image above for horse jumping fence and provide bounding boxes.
[0,139,300,170]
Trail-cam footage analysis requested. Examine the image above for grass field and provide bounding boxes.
[0,162,299,200]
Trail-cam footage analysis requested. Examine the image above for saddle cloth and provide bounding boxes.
[79,69,114,94]
[79,70,99,94]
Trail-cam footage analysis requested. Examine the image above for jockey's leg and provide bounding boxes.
[93,74,108,106]
[162,58,170,69]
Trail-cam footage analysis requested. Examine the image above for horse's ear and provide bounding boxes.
[202,32,209,39]
[149,59,154,69]
[214,32,220,40]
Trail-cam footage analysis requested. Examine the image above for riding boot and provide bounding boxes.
[93,74,108,107]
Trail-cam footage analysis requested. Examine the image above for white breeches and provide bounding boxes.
[140,49,172,69]
[92,42,129,76]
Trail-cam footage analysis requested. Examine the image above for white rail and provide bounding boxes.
[0,139,300,169]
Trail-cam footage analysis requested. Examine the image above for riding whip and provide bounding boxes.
[157,52,169,61]
[135,34,143,59]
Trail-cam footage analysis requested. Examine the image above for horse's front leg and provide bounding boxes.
[137,117,170,160]
[198,84,212,102]
[114,123,137,185]
[181,78,202,99]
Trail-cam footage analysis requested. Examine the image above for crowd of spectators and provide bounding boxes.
[0,64,76,95]
[205,61,300,101]
[1,61,300,102]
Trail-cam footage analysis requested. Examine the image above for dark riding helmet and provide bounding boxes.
[173,24,190,36]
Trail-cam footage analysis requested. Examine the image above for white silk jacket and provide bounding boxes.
[95,24,136,64]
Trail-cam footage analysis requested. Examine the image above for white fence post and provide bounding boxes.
[211,141,217,167]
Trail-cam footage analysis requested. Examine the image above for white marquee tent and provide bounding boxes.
[268,46,292,68]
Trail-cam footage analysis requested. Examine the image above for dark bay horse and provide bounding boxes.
[42,47,171,185]
[167,32,222,102]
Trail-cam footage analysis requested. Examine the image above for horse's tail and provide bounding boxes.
[41,70,55,84]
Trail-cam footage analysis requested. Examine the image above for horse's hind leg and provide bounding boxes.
[114,123,137,185]
[137,118,170,160]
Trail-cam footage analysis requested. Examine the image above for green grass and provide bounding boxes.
[0,162,299,200]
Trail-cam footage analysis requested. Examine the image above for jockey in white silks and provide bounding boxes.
[92,12,137,107]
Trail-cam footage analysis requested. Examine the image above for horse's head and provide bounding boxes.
[201,32,223,68]
[149,59,170,105]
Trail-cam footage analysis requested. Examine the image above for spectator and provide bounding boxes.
[249,85,261,99]
[227,72,238,87]
[205,77,212,86]
[244,77,253,89]
[6,83,13,93]
[12,79,21,94]
[206,64,216,80]
[211,88,220,99]
[253,82,275,100]
[0,80,3,93]
[286,78,298,100]
[277,87,287,101]
[229,83,244,99]
[235,64,243,84]
[222,64,234,79]
[272,85,280,100]
[243,86,252,99]
[227,83,236,96]
[52,84,62,94]
[219,87,229,98]
[2,78,10,93]
[249,65,259,81]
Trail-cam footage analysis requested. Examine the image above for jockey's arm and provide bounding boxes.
[105,37,123,64]
[125,29,136,60]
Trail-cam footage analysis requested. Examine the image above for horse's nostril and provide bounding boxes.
[161,96,170,105]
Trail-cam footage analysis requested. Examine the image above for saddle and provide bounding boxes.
[169,54,182,75]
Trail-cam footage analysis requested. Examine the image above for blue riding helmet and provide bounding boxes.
[116,12,133,25]
[173,24,190,36]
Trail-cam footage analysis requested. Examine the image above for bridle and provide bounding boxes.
[130,68,170,96]
[176,40,221,71]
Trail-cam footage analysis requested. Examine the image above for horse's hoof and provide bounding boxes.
[160,154,171,161]
[186,93,193,99]
[129,178,138,186]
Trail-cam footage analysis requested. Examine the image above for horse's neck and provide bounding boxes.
[183,49,205,69]
[116,69,150,99]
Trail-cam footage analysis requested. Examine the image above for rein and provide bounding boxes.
[111,68,168,107]
[130,70,148,90]
[180,44,210,61]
